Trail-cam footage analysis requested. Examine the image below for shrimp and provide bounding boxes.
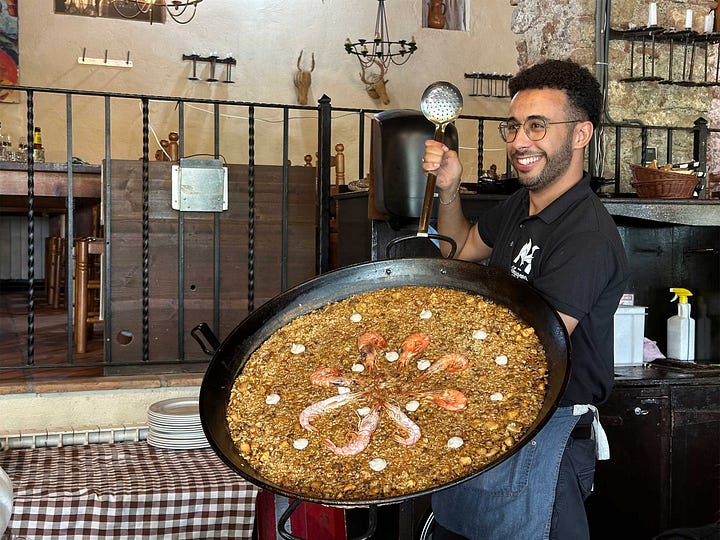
[310,367,356,388]
[383,402,421,445]
[357,332,387,374]
[417,353,469,380]
[397,333,431,370]
[415,388,468,411]
[324,407,381,456]
[299,391,360,432]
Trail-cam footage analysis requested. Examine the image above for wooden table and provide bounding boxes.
[0,441,260,539]
[0,161,102,216]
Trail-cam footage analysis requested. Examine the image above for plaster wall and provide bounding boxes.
[2,0,520,177]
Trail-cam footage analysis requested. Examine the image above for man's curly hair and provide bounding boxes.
[508,59,602,130]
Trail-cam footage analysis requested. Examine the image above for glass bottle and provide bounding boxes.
[32,127,45,163]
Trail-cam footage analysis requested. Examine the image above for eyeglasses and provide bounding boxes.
[498,118,582,143]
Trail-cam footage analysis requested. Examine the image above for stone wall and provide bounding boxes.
[509,0,719,181]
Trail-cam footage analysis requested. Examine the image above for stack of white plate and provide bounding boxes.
[146,397,210,450]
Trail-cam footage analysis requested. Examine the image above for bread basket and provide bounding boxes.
[630,164,698,199]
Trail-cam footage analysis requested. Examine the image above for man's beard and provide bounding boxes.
[513,134,574,192]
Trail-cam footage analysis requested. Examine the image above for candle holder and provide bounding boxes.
[182,53,237,83]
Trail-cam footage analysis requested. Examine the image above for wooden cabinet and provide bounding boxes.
[586,367,720,539]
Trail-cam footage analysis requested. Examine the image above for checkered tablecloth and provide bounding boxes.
[0,441,259,539]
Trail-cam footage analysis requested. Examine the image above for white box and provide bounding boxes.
[614,306,646,366]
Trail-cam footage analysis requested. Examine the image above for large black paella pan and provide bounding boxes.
[199,257,571,518]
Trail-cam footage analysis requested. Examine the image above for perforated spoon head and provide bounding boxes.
[420,81,463,128]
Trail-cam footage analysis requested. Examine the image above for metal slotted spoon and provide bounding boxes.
[418,81,463,236]
[385,81,463,259]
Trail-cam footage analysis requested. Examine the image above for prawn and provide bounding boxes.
[417,353,469,380]
[357,332,387,374]
[397,333,431,370]
[411,388,468,411]
[299,391,360,432]
[310,367,356,388]
[383,402,421,445]
[324,407,381,456]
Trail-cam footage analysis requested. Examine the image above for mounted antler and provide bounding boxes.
[293,50,315,105]
[359,60,390,105]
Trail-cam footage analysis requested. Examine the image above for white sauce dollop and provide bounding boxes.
[293,438,309,450]
[350,313,363,322]
[495,355,509,365]
[265,393,281,405]
[417,358,432,371]
[290,343,305,354]
[369,458,387,472]
[472,329,488,340]
[405,400,420,412]
[338,386,351,395]
[357,407,371,416]
[447,436,464,449]
[490,392,504,401]
[385,351,399,362]
[419,309,433,319]
[351,363,365,372]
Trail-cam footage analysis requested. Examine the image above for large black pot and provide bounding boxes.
[199,257,571,515]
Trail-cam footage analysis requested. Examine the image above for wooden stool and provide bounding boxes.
[45,236,66,309]
[73,237,104,354]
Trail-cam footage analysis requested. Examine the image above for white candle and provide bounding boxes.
[685,9,693,29]
[705,11,716,33]
[648,2,657,26]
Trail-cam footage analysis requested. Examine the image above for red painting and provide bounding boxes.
[0,0,18,103]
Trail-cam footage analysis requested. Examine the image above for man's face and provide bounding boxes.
[506,88,577,191]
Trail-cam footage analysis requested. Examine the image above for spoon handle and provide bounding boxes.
[418,126,447,235]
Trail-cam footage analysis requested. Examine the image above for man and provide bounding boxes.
[422,59,629,539]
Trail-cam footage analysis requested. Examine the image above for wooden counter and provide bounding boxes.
[0,161,102,214]
[335,190,720,358]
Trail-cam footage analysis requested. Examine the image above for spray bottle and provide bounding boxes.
[667,288,695,361]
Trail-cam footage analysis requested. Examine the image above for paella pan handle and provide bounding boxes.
[385,233,457,260]
[278,499,378,540]
[190,322,221,356]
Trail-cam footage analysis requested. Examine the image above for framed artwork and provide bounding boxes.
[422,0,468,31]
[54,0,166,24]
[0,0,18,103]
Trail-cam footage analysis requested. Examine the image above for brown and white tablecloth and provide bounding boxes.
[0,441,259,539]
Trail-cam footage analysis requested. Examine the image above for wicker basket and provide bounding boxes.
[630,164,698,199]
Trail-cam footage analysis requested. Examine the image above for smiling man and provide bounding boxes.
[422,59,629,540]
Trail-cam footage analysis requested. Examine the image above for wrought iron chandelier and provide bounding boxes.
[109,0,202,24]
[344,0,417,71]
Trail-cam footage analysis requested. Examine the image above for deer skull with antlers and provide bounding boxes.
[293,50,315,105]
[360,60,390,105]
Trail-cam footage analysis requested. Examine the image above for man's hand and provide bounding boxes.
[422,140,463,194]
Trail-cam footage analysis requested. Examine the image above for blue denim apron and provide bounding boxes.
[431,406,583,540]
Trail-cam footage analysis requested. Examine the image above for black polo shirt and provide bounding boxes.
[476,173,628,406]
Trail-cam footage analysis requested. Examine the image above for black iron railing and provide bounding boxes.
[0,83,715,376]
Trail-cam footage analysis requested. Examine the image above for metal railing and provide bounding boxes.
[0,83,715,376]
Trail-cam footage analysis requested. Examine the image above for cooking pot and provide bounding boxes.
[198,257,571,537]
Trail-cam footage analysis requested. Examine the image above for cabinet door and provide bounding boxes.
[670,384,720,528]
[587,386,671,539]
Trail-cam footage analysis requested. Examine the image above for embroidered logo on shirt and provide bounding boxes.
[511,238,539,280]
